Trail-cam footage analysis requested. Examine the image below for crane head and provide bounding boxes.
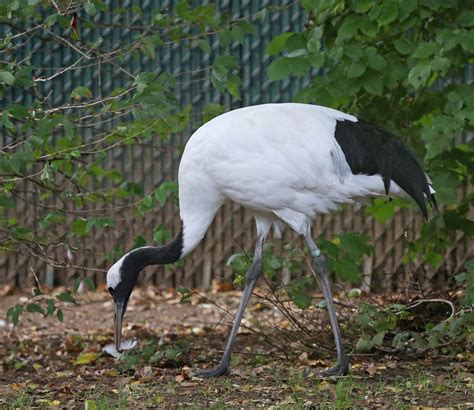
[106,253,140,352]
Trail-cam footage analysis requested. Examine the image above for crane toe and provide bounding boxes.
[193,365,230,378]
[319,362,350,377]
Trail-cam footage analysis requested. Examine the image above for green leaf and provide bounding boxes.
[231,21,256,43]
[456,11,474,27]
[408,63,431,90]
[7,304,23,326]
[431,57,451,73]
[57,309,64,322]
[287,49,307,58]
[337,15,360,43]
[266,32,293,55]
[307,27,323,52]
[71,219,88,236]
[133,235,147,248]
[0,194,15,209]
[307,53,325,68]
[359,19,378,37]
[0,71,15,85]
[363,75,383,96]
[394,38,415,55]
[367,54,386,71]
[412,43,437,59]
[288,287,312,309]
[347,61,366,78]
[268,57,291,81]
[459,31,474,52]
[71,86,92,100]
[212,64,228,82]
[7,104,29,119]
[82,277,96,291]
[377,3,398,26]
[57,291,76,304]
[46,299,56,316]
[218,29,232,49]
[177,287,192,303]
[84,1,95,15]
[226,253,251,275]
[203,103,225,123]
[372,331,386,346]
[334,259,361,284]
[355,334,373,352]
[198,39,211,53]
[225,73,242,100]
[365,198,396,222]
[85,217,115,233]
[154,181,178,206]
[354,1,374,13]
[26,303,45,315]
[153,225,171,244]
[345,45,364,60]
[286,56,311,77]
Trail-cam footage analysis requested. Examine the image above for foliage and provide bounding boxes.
[227,232,372,308]
[354,261,474,353]
[118,339,189,372]
[266,0,474,267]
[1,0,281,278]
[6,277,95,325]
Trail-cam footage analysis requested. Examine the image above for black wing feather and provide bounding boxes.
[334,119,434,219]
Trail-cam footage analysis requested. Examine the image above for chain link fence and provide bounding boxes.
[1,0,472,292]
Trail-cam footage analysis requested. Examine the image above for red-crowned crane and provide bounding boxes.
[106,103,436,377]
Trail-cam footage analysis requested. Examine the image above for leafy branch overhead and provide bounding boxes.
[0,0,269,271]
[265,0,473,266]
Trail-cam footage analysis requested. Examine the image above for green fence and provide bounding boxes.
[1,1,471,291]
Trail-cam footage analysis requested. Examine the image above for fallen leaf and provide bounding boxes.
[298,351,326,367]
[0,284,15,296]
[319,381,336,399]
[176,369,190,383]
[75,352,100,365]
[191,327,205,336]
[175,374,186,383]
[366,363,378,377]
[212,280,233,293]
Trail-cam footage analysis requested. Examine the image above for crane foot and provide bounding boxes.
[193,365,230,378]
[319,362,349,377]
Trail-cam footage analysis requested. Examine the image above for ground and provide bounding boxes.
[0,286,472,408]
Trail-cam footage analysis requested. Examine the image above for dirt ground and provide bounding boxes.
[0,286,473,408]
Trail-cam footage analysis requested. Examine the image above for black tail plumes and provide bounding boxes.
[334,119,436,219]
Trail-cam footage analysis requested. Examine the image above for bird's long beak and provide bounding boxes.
[114,301,125,352]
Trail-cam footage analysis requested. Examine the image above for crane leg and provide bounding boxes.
[304,232,350,377]
[195,234,266,378]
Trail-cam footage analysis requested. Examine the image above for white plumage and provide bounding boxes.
[106,102,435,377]
[179,103,407,255]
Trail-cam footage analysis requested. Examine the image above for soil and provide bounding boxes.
[0,287,472,408]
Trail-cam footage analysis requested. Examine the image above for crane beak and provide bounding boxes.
[114,301,125,352]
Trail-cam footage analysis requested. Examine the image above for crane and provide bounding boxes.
[106,103,436,377]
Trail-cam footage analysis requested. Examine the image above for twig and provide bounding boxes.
[407,298,456,321]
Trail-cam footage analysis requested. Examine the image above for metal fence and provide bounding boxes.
[1,0,472,292]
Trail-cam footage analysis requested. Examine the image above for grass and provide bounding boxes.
[3,366,471,408]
